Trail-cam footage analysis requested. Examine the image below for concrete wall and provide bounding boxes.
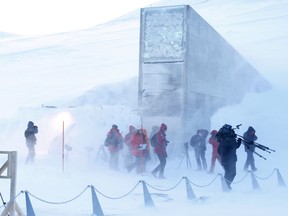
[138,5,269,152]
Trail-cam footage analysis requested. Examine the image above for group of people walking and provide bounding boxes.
[24,119,259,189]
[103,122,259,186]
[104,123,169,179]
[23,117,259,190]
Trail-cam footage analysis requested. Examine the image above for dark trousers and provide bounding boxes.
[222,162,236,188]
[194,149,207,170]
[127,156,146,174]
[244,151,256,171]
[109,151,119,170]
[151,154,167,178]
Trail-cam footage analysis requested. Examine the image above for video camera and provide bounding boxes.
[216,124,237,142]
[184,142,189,151]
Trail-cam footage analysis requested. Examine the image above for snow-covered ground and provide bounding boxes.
[1,0,288,215]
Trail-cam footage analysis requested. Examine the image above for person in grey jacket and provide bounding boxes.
[190,129,209,171]
[243,126,258,171]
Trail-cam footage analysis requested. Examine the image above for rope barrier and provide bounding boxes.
[253,168,276,180]
[187,174,219,187]
[19,169,287,204]
[25,186,90,205]
[145,177,184,191]
[1,168,284,215]
[232,171,250,184]
[92,181,141,199]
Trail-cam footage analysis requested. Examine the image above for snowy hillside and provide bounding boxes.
[0,20,141,116]
[0,0,287,155]
[0,31,18,39]
[0,0,287,113]
[0,0,287,161]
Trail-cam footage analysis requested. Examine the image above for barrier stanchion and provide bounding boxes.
[250,171,261,190]
[276,169,286,187]
[218,174,230,192]
[25,191,35,216]
[184,177,196,200]
[141,181,154,207]
[90,186,104,216]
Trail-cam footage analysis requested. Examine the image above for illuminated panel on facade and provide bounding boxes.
[142,6,185,63]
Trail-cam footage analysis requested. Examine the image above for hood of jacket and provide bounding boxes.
[160,123,167,132]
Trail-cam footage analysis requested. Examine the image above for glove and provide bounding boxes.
[237,138,242,144]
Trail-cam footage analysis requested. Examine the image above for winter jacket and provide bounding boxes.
[243,126,258,152]
[218,136,241,166]
[105,127,123,152]
[209,131,220,157]
[190,129,208,151]
[124,125,136,151]
[154,123,168,157]
[130,130,148,157]
[24,121,38,147]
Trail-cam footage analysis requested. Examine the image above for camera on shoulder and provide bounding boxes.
[33,125,38,134]
[216,124,236,141]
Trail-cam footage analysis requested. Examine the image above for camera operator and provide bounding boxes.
[216,124,241,189]
[243,126,258,172]
[24,121,38,164]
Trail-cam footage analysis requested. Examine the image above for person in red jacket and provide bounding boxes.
[124,125,136,167]
[151,123,169,179]
[208,130,221,174]
[127,128,149,174]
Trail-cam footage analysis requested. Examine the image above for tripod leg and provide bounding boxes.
[186,152,192,168]
[178,152,186,168]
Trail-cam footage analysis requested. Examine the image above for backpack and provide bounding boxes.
[150,133,158,147]
[104,131,118,147]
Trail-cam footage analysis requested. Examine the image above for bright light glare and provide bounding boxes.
[52,112,73,131]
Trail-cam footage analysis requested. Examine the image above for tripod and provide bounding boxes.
[95,144,108,162]
[178,142,192,169]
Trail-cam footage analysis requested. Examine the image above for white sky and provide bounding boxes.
[0,0,158,36]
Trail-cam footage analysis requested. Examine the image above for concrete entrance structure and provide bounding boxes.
[138,5,269,150]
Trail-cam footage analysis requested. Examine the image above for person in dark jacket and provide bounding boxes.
[243,126,258,172]
[151,123,169,179]
[208,130,221,174]
[190,129,209,171]
[104,124,123,170]
[216,124,241,189]
[24,121,38,164]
